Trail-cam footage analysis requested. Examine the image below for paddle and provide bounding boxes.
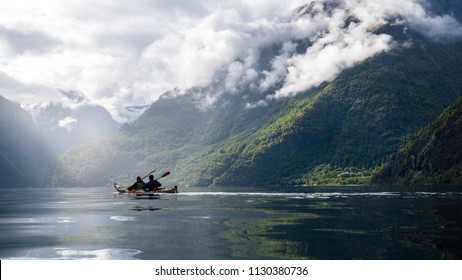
[141,169,156,180]
[154,171,170,180]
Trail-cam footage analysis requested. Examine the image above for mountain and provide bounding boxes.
[31,103,120,156]
[28,93,120,156]
[0,95,52,187]
[47,37,462,187]
[181,41,462,187]
[372,97,462,185]
[46,2,462,188]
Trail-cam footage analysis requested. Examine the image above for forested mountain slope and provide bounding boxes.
[373,97,462,185]
[177,43,462,186]
[47,0,462,187]
[47,39,462,187]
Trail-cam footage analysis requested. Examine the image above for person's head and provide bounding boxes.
[136,176,142,182]
[149,174,154,180]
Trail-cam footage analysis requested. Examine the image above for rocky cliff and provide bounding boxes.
[373,97,462,185]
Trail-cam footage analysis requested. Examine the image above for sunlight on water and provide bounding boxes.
[110,216,137,222]
[9,247,141,260]
[0,216,77,224]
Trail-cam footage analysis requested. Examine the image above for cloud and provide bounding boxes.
[0,25,60,56]
[271,1,396,99]
[0,71,61,103]
[57,117,78,132]
[408,13,462,42]
[1,0,462,121]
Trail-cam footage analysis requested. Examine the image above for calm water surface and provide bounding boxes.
[0,186,461,260]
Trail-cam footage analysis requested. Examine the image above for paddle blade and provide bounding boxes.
[154,171,171,180]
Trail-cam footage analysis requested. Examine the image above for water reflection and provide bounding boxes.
[133,193,161,199]
[132,206,163,211]
[214,190,462,259]
[0,186,461,259]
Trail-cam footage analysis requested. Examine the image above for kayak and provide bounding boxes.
[114,183,178,194]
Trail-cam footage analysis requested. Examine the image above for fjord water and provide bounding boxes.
[0,186,461,260]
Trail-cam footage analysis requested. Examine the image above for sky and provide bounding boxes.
[1,0,462,122]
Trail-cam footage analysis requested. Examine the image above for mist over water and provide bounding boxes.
[1,186,461,260]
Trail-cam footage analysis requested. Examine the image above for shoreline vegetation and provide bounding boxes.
[300,164,375,186]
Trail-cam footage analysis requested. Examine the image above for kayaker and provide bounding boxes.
[142,174,162,192]
[127,176,145,192]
